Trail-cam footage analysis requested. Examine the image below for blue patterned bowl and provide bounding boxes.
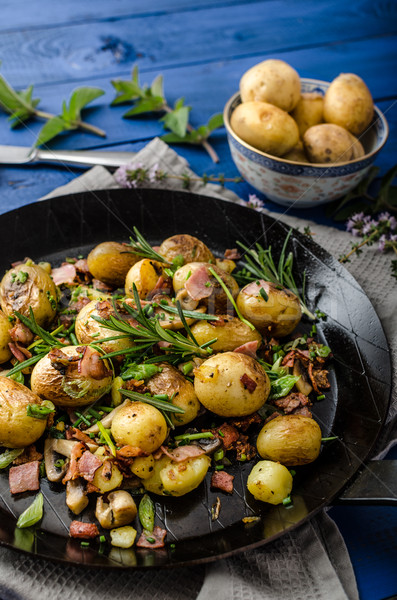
[223,79,388,208]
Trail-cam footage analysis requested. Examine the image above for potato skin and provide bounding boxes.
[256,415,322,466]
[111,401,168,454]
[146,363,201,426]
[0,310,12,364]
[0,376,48,447]
[291,92,324,137]
[75,300,134,356]
[143,454,211,496]
[324,73,374,136]
[240,59,301,112]
[190,315,261,352]
[158,234,214,264]
[236,280,301,338]
[194,352,270,417]
[30,345,113,407]
[282,140,310,163]
[0,263,57,328]
[303,123,364,164]
[87,241,139,287]
[231,101,299,157]
[247,460,293,504]
[125,259,169,299]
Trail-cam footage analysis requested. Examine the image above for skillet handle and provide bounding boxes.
[334,460,397,505]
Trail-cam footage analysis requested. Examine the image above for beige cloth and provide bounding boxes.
[1,138,395,600]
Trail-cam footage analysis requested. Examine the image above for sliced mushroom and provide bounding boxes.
[44,438,69,482]
[175,288,199,311]
[66,478,89,515]
[293,360,313,396]
[47,438,97,457]
[95,490,137,529]
[86,400,129,434]
[193,436,223,455]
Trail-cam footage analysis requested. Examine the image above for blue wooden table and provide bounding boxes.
[0,2,396,598]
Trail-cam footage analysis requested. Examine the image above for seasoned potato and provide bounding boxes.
[75,300,134,356]
[0,376,48,447]
[303,123,364,164]
[87,241,139,287]
[111,401,168,454]
[236,280,301,337]
[146,363,201,426]
[0,310,12,364]
[110,526,137,548]
[158,234,215,264]
[247,460,293,504]
[240,59,301,112]
[324,73,374,136]
[131,454,155,479]
[173,262,239,314]
[291,92,324,137]
[144,454,211,496]
[230,101,299,157]
[194,352,270,417]
[92,460,124,494]
[125,259,170,299]
[256,415,322,466]
[30,345,113,407]
[190,315,261,352]
[0,263,57,328]
[282,140,310,163]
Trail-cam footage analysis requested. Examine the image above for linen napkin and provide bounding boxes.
[0,138,395,600]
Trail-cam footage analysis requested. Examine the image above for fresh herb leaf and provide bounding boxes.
[16,493,44,528]
[0,448,24,469]
[138,494,155,532]
[121,362,162,381]
[27,401,55,419]
[269,375,300,400]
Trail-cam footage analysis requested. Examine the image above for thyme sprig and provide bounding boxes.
[129,226,168,263]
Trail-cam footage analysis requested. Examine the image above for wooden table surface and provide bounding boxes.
[0,2,396,598]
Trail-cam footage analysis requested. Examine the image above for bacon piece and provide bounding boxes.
[9,321,34,345]
[8,342,32,362]
[78,345,112,380]
[69,520,99,539]
[9,461,40,494]
[86,482,101,494]
[308,364,330,394]
[62,442,85,483]
[12,445,43,465]
[228,413,262,432]
[160,445,205,462]
[234,340,259,358]
[92,279,113,293]
[67,427,98,446]
[147,275,171,299]
[273,392,311,416]
[77,451,102,482]
[137,526,167,548]
[51,263,77,285]
[74,259,90,274]
[101,460,113,481]
[184,265,213,300]
[282,351,296,368]
[117,445,145,459]
[206,424,240,450]
[211,470,234,494]
[224,248,241,260]
[240,373,257,393]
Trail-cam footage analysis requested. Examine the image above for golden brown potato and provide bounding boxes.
[303,123,364,164]
[256,415,322,466]
[30,345,113,407]
[231,101,300,157]
[146,363,201,426]
[131,454,155,479]
[236,280,301,337]
[0,376,48,447]
[158,234,215,264]
[111,400,168,454]
[87,241,139,287]
[240,59,301,112]
[323,73,374,136]
[190,314,261,352]
[143,454,211,497]
[0,310,12,364]
[247,460,293,504]
[0,263,57,328]
[125,259,170,299]
[194,352,270,417]
[291,92,324,137]
[282,140,310,163]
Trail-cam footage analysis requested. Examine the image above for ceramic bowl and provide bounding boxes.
[223,78,389,208]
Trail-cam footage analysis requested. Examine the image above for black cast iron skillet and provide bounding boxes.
[0,188,394,569]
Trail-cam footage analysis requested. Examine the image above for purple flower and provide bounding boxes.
[389,216,397,231]
[389,234,397,243]
[378,212,391,223]
[247,194,265,210]
[378,234,387,253]
[148,163,159,183]
[114,164,133,188]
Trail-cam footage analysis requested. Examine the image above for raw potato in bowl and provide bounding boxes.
[303,123,364,164]
[323,73,374,136]
[240,59,301,112]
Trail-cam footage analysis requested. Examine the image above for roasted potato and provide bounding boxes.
[240,59,301,112]
[323,73,374,136]
[190,314,261,352]
[303,123,364,164]
[291,92,324,137]
[0,376,49,447]
[236,280,301,337]
[256,414,322,466]
[230,101,300,157]
[194,352,270,417]
[87,241,139,287]
[125,259,170,299]
[111,400,168,454]
[0,310,12,364]
[158,234,215,264]
[247,460,293,504]
[30,345,113,407]
[143,454,211,497]
[146,363,201,426]
[131,454,155,479]
[0,262,57,328]
[92,458,124,494]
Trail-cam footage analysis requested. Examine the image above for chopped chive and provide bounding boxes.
[170,543,176,549]
[73,411,91,427]
[181,361,194,375]
[97,421,117,457]
[282,495,293,507]
[99,535,106,543]
[289,469,296,477]
[146,537,155,543]
[80,541,90,547]
[215,465,224,471]
[317,394,325,401]
[218,430,225,438]
[259,287,269,302]
[213,449,224,462]
[69,332,78,345]
[238,453,247,462]
[174,432,214,441]
[321,436,338,442]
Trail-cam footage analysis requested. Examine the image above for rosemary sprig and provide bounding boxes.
[208,267,255,330]
[120,388,185,413]
[129,227,168,263]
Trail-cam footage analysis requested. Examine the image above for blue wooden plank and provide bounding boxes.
[1,0,396,87]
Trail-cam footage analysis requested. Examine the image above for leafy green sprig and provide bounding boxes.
[129,226,168,263]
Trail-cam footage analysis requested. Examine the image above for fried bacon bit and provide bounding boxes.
[184,265,213,300]
[78,346,112,380]
[74,258,90,274]
[235,435,256,461]
[9,461,40,495]
[12,445,43,465]
[224,248,241,260]
[51,263,76,285]
[207,424,240,450]
[66,427,98,446]
[308,363,330,393]
[77,450,102,482]
[160,445,205,462]
[228,413,262,432]
[272,392,312,417]
[86,482,101,494]
[92,279,113,293]
[240,373,257,393]
[101,460,113,481]
[9,321,34,345]
[136,526,167,548]
[62,442,85,484]
[116,445,145,459]
[234,340,259,358]
[211,470,234,494]
[282,351,296,368]
[147,275,172,299]
[8,342,32,362]
[211,496,221,521]
[69,520,99,539]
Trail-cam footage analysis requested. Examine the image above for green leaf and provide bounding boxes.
[0,74,39,126]
[67,87,105,121]
[123,96,165,117]
[35,116,69,147]
[150,74,164,100]
[161,132,188,143]
[174,97,185,110]
[0,448,24,469]
[16,493,44,528]
[27,401,55,419]
[269,375,300,400]
[207,113,224,131]
[162,106,190,137]
[121,362,162,381]
[139,494,155,532]
[111,79,143,105]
